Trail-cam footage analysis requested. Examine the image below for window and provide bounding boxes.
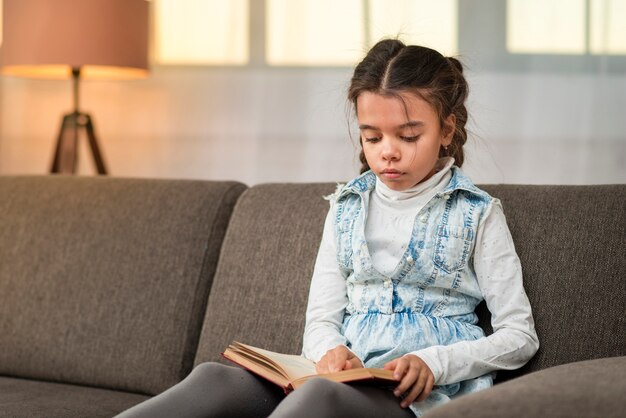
[265,0,365,66]
[590,0,626,54]
[367,0,457,56]
[265,0,457,66]
[507,0,586,54]
[152,0,457,67]
[154,0,249,65]
[507,0,626,55]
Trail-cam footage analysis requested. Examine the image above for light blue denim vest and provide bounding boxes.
[332,167,495,414]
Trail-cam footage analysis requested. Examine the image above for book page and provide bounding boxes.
[234,342,317,380]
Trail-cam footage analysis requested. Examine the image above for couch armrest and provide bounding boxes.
[424,356,626,418]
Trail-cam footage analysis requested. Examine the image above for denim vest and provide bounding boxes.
[331,167,494,369]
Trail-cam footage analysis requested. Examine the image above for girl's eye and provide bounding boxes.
[364,137,381,143]
[400,135,420,142]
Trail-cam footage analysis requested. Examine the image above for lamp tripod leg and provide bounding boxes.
[50,116,67,173]
[51,113,79,174]
[84,114,107,175]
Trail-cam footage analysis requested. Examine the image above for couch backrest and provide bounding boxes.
[479,184,626,381]
[194,183,335,364]
[0,176,246,395]
[196,182,625,384]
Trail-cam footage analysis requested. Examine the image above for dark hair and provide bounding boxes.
[349,39,469,173]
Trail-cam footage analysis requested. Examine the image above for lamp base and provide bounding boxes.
[50,111,107,175]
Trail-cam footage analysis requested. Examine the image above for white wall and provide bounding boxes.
[1,66,625,185]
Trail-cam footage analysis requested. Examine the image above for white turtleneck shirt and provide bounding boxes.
[366,158,453,276]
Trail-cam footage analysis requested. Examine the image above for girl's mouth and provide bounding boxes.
[381,169,403,179]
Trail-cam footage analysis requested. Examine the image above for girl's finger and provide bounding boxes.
[394,364,419,398]
[401,369,427,407]
[329,348,348,372]
[415,374,434,402]
[326,350,338,371]
[392,357,410,381]
[348,357,364,369]
[315,357,328,374]
[391,359,412,396]
[383,359,398,372]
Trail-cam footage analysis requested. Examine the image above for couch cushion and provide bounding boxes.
[0,376,149,418]
[478,185,626,381]
[0,176,246,395]
[194,183,336,364]
[423,356,626,418]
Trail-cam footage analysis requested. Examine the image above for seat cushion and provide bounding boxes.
[423,356,626,418]
[0,376,149,418]
[0,176,246,395]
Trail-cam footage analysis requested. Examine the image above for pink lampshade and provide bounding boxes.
[1,0,149,79]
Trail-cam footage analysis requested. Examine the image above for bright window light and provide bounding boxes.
[368,0,457,56]
[266,0,365,66]
[507,0,586,54]
[154,0,249,65]
[590,0,626,54]
[267,0,457,66]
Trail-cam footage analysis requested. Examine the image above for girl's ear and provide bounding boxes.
[442,114,456,146]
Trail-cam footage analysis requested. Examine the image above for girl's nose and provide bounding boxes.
[381,138,400,161]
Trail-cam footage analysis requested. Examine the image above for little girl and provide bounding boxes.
[117,39,539,418]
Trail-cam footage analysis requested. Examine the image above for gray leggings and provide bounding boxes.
[115,362,415,418]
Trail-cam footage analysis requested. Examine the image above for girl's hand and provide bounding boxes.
[384,354,434,408]
[316,345,363,374]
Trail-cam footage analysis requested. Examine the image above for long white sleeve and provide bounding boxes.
[412,201,540,385]
[302,207,350,362]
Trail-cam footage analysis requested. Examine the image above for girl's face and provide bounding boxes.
[357,91,455,191]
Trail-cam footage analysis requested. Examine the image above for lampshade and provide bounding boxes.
[1,0,149,80]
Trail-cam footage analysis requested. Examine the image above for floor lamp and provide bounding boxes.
[1,0,149,175]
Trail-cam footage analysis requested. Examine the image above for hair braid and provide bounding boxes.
[439,57,469,166]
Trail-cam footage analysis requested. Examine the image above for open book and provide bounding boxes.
[222,341,396,393]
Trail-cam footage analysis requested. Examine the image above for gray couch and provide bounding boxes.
[0,175,624,418]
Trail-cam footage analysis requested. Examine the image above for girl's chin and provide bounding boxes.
[377,174,431,191]
[379,178,411,191]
